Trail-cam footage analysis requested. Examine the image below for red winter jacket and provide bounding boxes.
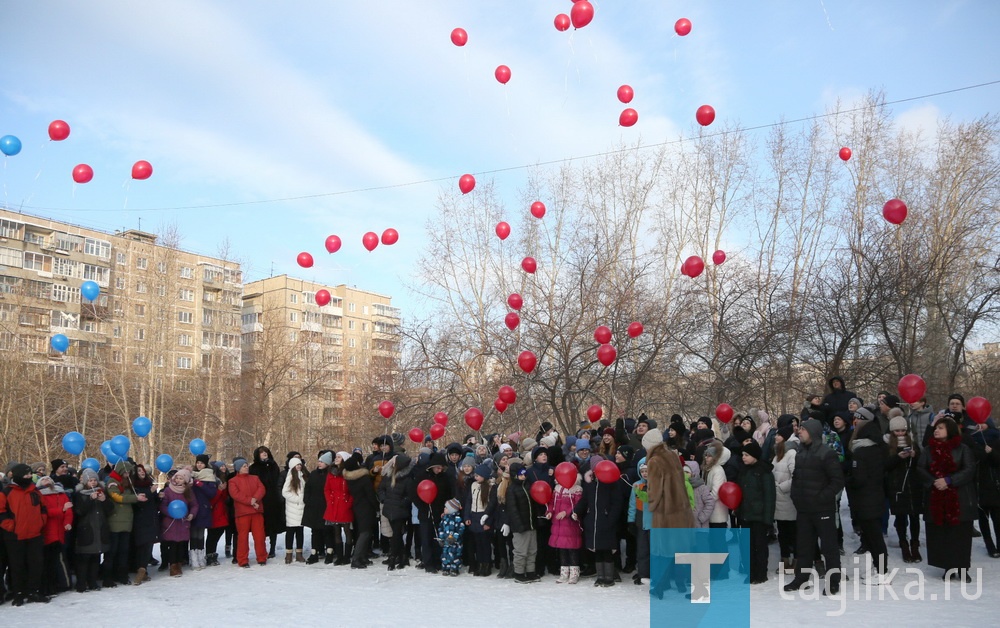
[210,486,230,528]
[40,490,73,545]
[228,474,266,519]
[323,472,353,524]
[0,483,47,540]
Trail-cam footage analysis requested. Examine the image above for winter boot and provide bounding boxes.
[324,548,335,565]
[189,550,199,571]
[605,562,617,587]
[387,554,398,571]
[169,563,182,578]
[777,556,791,574]
[295,549,305,563]
[224,545,231,558]
[900,537,913,563]
[307,550,320,565]
[910,539,922,563]
[568,566,580,584]
[480,563,492,577]
[285,550,294,565]
[556,566,570,584]
[594,562,606,587]
[823,571,842,596]
[783,574,811,591]
[207,552,220,566]
[198,549,207,569]
[514,571,526,583]
[133,567,147,585]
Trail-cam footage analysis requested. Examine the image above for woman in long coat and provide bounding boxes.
[249,446,284,558]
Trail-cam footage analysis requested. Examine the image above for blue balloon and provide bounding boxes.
[155,453,174,473]
[189,438,207,455]
[132,416,152,438]
[167,499,188,520]
[80,280,101,302]
[0,135,21,157]
[62,431,86,456]
[50,333,70,353]
[100,439,121,464]
[110,434,130,457]
[81,458,101,472]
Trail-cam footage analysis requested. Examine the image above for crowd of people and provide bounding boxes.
[1,376,998,606]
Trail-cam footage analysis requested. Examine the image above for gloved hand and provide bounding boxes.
[480,514,489,526]
[501,524,510,537]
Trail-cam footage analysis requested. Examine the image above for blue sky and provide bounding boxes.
[1,1,998,318]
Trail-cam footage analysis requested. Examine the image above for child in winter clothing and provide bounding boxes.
[886,414,924,563]
[131,464,159,583]
[323,453,354,565]
[0,463,49,605]
[190,457,218,571]
[281,457,307,563]
[36,476,73,595]
[72,468,113,593]
[438,498,466,576]
[737,441,776,584]
[104,459,144,587]
[685,461,716,528]
[159,467,199,577]
[628,458,651,584]
[463,464,494,576]
[506,460,541,582]
[228,458,267,568]
[547,466,583,584]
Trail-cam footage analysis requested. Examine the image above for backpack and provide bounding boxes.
[822,428,845,463]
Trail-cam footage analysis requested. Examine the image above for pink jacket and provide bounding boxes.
[547,481,583,549]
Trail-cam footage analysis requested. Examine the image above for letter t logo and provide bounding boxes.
[675,553,728,603]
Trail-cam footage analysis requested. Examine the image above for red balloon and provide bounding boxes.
[627,321,644,338]
[696,105,716,127]
[712,250,727,265]
[417,479,438,504]
[554,14,570,31]
[594,459,620,484]
[495,65,511,85]
[362,232,379,252]
[530,480,553,505]
[681,259,690,276]
[433,412,449,426]
[504,312,520,330]
[409,428,425,443]
[597,344,617,367]
[507,293,523,311]
[883,199,908,225]
[459,174,476,194]
[839,147,852,161]
[496,222,511,240]
[131,160,153,180]
[464,407,484,431]
[72,164,93,184]
[587,405,603,422]
[617,85,634,104]
[450,28,468,47]
[381,228,399,245]
[685,255,705,278]
[619,108,638,127]
[297,252,314,268]
[555,462,578,489]
[718,481,743,510]
[429,423,446,440]
[594,325,612,344]
[897,374,927,405]
[498,385,517,405]
[530,201,546,219]
[315,289,331,307]
[378,400,395,419]
[518,350,537,374]
[570,0,594,28]
[494,398,508,414]
[521,257,537,274]
[48,120,70,141]
[674,18,692,36]
[325,235,342,253]
[716,403,734,424]
[967,397,992,424]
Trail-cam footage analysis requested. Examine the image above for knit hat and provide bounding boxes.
[883,394,900,409]
[776,424,795,442]
[195,454,210,467]
[10,463,32,480]
[509,460,526,478]
[853,408,875,422]
[50,458,68,474]
[602,428,616,438]
[337,452,351,464]
[889,415,908,432]
[318,451,334,466]
[617,445,635,463]
[668,421,686,437]
[684,460,700,477]
[637,458,648,472]
[344,452,363,472]
[848,398,863,408]
[520,438,537,452]
[474,463,493,479]
[80,468,100,484]
[540,421,554,433]
[641,428,663,452]
[540,433,558,448]
[507,431,521,445]
[445,498,461,514]
[428,453,447,469]
[575,438,591,451]
[419,446,433,457]
[390,432,405,448]
[499,443,513,453]
[233,457,248,473]
[288,457,303,469]
[460,454,476,470]
[887,407,904,419]
[173,468,192,483]
[741,440,763,461]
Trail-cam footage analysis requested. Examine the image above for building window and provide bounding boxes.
[113,351,122,363]
[349,303,356,312]
[23,251,53,273]
[51,284,81,304]
[178,334,191,347]
[363,305,369,315]
[83,264,109,286]
[155,355,164,367]
[134,304,145,317]
[135,328,145,341]
[362,322,368,332]
[289,312,298,323]
[157,284,166,297]
[113,326,121,338]
[0,247,22,268]
[178,311,193,324]
[348,338,356,348]
[84,238,111,259]
[52,257,78,277]
[177,356,192,369]
[136,281,147,293]
[349,355,356,365]
[289,331,297,342]
[290,293,298,304]
[348,320,355,330]
[116,252,126,265]
[135,257,147,270]
[180,267,192,279]
[179,289,194,301]
[156,261,167,274]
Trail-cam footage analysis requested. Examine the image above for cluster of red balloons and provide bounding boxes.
[616,85,637,127]
[494,384,517,414]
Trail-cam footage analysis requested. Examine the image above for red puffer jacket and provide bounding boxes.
[210,485,230,528]
[40,489,73,545]
[0,483,47,540]
[323,472,353,524]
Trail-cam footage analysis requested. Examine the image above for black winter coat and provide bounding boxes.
[345,467,379,530]
[885,448,923,516]
[379,464,415,522]
[575,478,625,552]
[966,429,1000,509]
[250,447,285,535]
[302,466,329,529]
[131,480,159,546]
[506,479,541,533]
[917,439,979,522]
[412,468,454,526]
[790,422,845,515]
[487,483,509,530]
[737,461,776,526]
[73,490,113,554]
[846,422,887,520]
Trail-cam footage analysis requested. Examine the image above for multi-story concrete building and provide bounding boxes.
[241,275,401,446]
[0,207,242,388]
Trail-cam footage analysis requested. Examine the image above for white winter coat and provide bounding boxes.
[282,470,307,527]
[704,447,731,524]
[772,448,797,521]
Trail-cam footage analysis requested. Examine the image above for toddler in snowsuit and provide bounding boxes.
[438,498,465,576]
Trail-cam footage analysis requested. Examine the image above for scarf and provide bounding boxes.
[167,480,188,495]
[928,436,961,527]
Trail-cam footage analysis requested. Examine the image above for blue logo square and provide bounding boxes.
[650,528,750,627]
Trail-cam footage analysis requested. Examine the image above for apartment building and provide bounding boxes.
[0,207,242,387]
[241,275,401,444]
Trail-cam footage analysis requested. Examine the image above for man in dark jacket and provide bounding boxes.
[0,463,49,605]
[846,417,889,582]
[413,453,453,573]
[784,419,845,595]
[821,376,856,424]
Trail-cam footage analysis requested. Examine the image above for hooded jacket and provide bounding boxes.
[37,479,73,544]
[73,481,113,554]
[846,420,887,519]
[737,459,776,526]
[303,464,330,529]
[0,480,47,540]
[281,467,307,527]
[378,454,415,522]
[344,456,379,531]
[547,478,583,548]
[790,419,845,515]
[250,446,285,535]
[771,447,797,521]
[702,441,732,524]
[821,376,856,422]
[686,464,715,528]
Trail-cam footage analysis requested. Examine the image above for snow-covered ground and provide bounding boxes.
[7,496,998,626]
